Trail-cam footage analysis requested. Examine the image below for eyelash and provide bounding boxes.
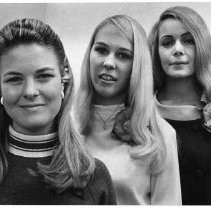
[5,77,22,83]
[4,74,54,84]
[183,38,195,45]
[94,46,132,60]
[117,52,132,60]
[94,46,108,55]
[37,74,54,79]
[161,37,195,48]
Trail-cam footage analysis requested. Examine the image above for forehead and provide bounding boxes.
[0,43,59,74]
[94,23,132,50]
[159,19,189,38]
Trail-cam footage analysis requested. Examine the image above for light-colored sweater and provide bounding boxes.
[86,104,181,205]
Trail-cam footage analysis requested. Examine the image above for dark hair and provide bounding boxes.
[0,18,95,192]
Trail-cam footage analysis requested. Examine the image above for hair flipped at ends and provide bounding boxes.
[148,6,211,99]
[0,18,94,191]
[75,14,167,174]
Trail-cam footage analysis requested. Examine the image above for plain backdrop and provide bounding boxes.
[0,2,210,88]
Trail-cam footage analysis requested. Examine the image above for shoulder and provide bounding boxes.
[156,109,176,139]
[91,158,113,186]
[155,109,178,156]
[85,158,116,204]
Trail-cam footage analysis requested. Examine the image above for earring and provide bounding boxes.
[0,97,3,105]
[61,91,64,99]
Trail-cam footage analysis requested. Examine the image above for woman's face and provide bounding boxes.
[158,19,196,79]
[0,43,63,135]
[90,23,133,105]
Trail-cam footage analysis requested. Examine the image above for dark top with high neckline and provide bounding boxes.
[156,97,211,205]
[0,127,116,205]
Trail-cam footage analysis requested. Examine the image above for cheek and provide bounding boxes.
[44,82,62,102]
[90,50,98,69]
[1,85,21,105]
[187,48,195,62]
[119,64,132,86]
[90,55,100,83]
[159,49,170,70]
[159,48,166,62]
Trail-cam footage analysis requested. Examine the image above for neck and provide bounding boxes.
[93,92,126,106]
[12,122,56,136]
[158,75,202,106]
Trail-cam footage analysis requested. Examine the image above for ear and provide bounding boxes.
[62,67,72,84]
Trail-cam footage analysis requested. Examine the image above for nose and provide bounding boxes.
[103,54,116,70]
[23,79,39,99]
[173,40,185,56]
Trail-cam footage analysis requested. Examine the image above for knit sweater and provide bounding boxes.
[156,97,211,205]
[0,126,116,205]
[86,104,181,205]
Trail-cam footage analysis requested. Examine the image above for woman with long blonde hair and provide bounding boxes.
[75,14,181,205]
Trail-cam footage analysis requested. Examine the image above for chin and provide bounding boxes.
[99,92,117,99]
[167,70,194,78]
[20,121,54,133]
[172,73,194,78]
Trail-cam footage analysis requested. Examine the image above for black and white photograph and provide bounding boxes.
[0,1,210,206]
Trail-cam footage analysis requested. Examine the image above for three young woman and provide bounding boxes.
[1,6,208,205]
[74,14,181,205]
[148,6,211,204]
[0,18,116,204]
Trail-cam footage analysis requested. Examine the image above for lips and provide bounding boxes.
[20,104,44,108]
[98,73,117,82]
[170,61,188,65]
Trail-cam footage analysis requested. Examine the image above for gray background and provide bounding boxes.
[0,2,210,88]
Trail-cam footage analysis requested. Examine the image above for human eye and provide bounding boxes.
[94,45,108,56]
[37,73,55,82]
[182,35,195,45]
[160,37,175,48]
[4,76,23,84]
[116,52,133,60]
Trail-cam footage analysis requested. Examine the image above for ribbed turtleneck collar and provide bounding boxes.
[8,125,59,158]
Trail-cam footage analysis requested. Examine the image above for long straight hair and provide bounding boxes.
[148,6,211,101]
[75,15,167,174]
[0,18,95,192]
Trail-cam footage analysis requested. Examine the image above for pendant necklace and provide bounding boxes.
[96,104,122,130]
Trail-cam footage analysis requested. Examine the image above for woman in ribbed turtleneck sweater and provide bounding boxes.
[74,15,181,205]
[0,18,116,205]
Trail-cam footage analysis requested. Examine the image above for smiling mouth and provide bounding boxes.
[98,73,117,82]
[21,104,44,108]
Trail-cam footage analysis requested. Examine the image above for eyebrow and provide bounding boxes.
[181,32,192,38]
[3,67,55,77]
[160,32,191,39]
[95,41,133,53]
[95,42,107,47]
[36,67,55,73]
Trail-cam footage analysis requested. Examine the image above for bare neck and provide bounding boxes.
[93,92,126,106]
[158,76,202,106]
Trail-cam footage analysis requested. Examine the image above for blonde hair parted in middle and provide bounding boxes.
[75,15,167,174]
